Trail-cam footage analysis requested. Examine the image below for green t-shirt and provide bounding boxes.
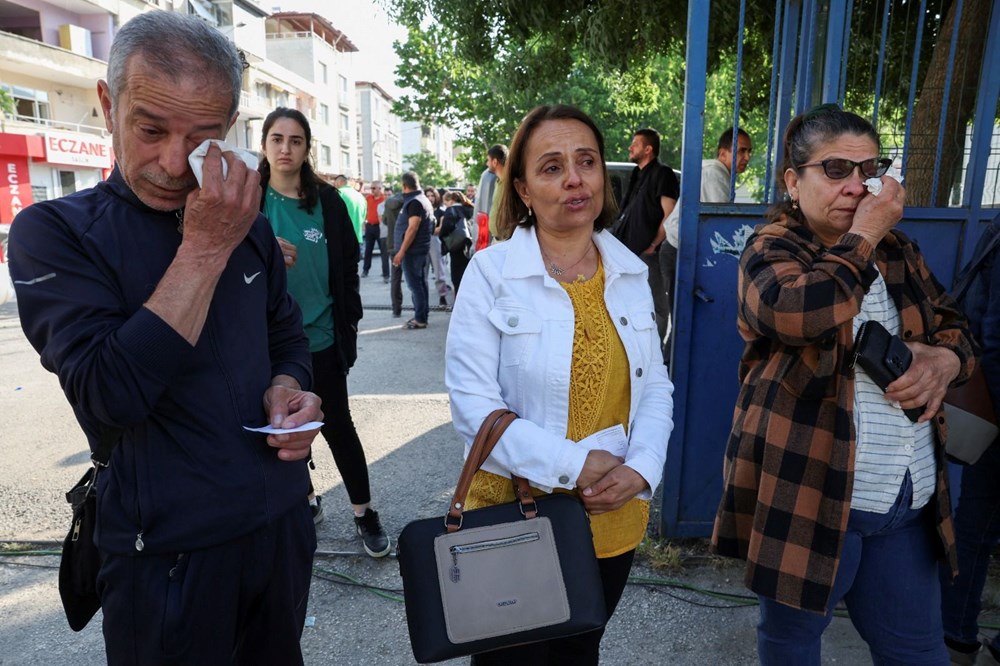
[264,187,335,353]
[338,186,368,244]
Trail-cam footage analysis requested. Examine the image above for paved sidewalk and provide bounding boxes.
[0,267,878,664]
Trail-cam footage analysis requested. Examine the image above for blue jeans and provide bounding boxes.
[758,473,949,666]
[402,251,429,323]
[940,441,1000,651]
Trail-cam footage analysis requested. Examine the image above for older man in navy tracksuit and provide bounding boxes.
[9,12,321,664]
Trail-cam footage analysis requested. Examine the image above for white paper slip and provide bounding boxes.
[243,421,324,435]
[576,424,629,458]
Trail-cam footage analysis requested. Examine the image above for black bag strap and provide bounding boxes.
[952,221,1000,301]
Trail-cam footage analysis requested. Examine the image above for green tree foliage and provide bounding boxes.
[0,87,15,117]
[387,1,772,186]
[404,149,458,187]
[386,0,989,205]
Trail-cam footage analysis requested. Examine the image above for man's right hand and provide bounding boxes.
[144,143,263,346]
[180,143,261,260]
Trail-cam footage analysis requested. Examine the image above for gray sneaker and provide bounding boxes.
[354,508,391,557]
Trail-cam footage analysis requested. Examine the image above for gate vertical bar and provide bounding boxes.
[823,0,849,103]
[872,0,892,126]
[764,0,786,200]
[795,0,819,113]
[930,0,965,204]
[661,0,711,537]
[901,0,929,176]
[838,0,855,105]
[959,1,1000,265]
[772,0,803,202]
[728,0,748,200]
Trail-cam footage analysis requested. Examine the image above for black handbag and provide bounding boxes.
[59,427,119,632]
[396,409,607,663]
[850,320,924,422]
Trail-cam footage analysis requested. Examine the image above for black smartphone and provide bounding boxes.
[852,320,924,422]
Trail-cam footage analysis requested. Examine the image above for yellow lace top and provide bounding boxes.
[465,260,649,558]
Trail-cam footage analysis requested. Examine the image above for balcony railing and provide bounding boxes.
[1,113,109,138]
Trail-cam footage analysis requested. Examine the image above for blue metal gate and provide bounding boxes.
[661,0,1000,537]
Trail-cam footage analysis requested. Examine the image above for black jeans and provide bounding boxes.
[362,223,388,278]
[391,261,404,316]
[470,549,636,666]
[101,502,315,665]
[449,241,472,296]
[311,344,371,505]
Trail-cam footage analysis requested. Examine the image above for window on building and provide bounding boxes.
[3,85,50,123]
[59,171,77,196]
[321,145,332,167]
[320,62,328,85]
[339,75,348,96]
[340,114,349,131]
[341,151,350,168]
[320,104,330,126]
[421,125,430,138]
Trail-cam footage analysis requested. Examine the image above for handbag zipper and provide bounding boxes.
[849,321,870,371]
[448,532,540,583]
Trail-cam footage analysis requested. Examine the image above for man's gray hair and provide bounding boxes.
[107,12,243,117]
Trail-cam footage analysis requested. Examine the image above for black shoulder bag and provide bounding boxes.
[396,409,606,663]
[60,427,119,631]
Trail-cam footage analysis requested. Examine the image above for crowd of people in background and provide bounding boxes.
[328,141,511,330]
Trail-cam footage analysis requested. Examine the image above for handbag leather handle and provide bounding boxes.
[446,409,535,532]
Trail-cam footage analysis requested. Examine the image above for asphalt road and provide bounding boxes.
[0,266,875,665]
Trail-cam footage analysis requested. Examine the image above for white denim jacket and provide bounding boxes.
[445,225,674,496]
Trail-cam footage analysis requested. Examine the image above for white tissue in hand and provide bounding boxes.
[864,165,903,196]
[188,139,259,188]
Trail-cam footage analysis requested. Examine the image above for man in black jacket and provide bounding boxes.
[10,12,321,664]
[614,128,679,361]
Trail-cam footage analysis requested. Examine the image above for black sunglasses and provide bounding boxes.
[796,157,892,180]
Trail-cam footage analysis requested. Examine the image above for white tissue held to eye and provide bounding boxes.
[187,139,260,188]
[864,165,903,197]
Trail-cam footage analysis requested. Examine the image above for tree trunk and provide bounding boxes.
[906,0,991,207]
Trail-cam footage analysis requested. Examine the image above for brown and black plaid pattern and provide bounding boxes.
[712,216,975,614]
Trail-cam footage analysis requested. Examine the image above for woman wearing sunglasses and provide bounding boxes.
[713,104,975,665]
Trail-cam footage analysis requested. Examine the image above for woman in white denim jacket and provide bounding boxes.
[445,105,674,665]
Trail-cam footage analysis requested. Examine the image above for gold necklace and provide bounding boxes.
[542,242,593,276]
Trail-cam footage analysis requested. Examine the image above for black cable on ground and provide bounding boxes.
[3,542,1000,629]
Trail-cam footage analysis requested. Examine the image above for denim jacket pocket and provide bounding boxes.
[487,305,542,367]
[625,308,659,371]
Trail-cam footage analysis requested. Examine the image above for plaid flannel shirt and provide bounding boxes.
[711,215,975,613]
